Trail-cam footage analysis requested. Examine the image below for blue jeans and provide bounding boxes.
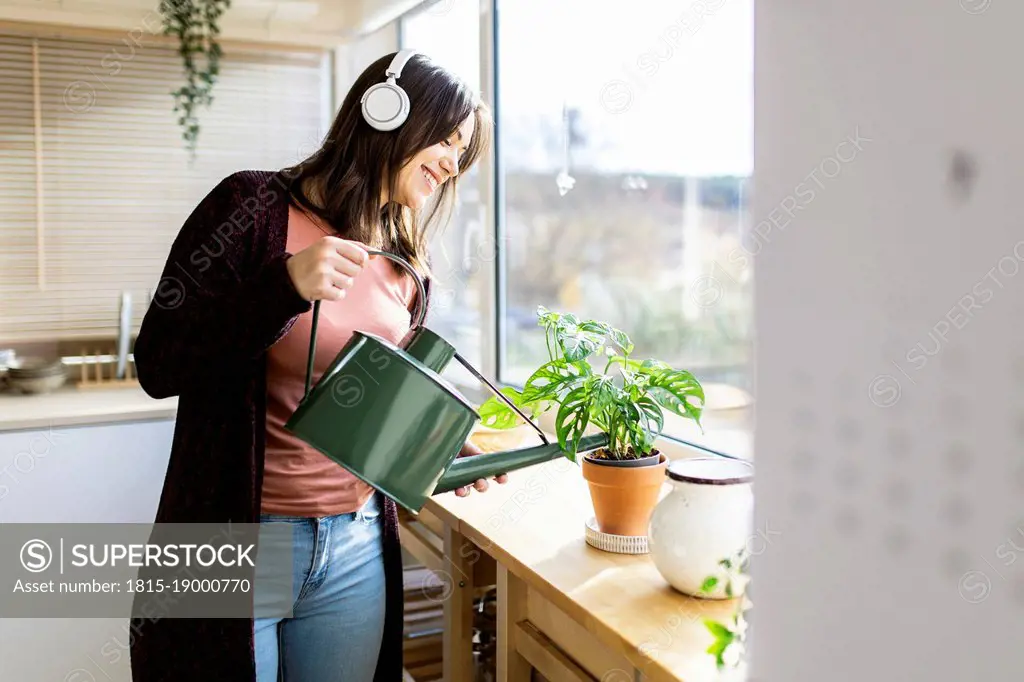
[253,494,386,682]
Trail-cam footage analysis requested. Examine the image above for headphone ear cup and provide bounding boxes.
[361,82,411,132]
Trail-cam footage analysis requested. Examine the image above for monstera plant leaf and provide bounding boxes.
[478,387,527,429]
[646,368,705,427]
[521,359,591,403]
[634,393,664,441]
[552,316,603,361]
[554,385,591,461]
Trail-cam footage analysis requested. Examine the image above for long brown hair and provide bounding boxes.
[280,52,492,279]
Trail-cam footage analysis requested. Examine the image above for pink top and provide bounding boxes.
[261,206,417,516]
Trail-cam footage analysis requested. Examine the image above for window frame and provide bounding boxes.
[396,0,499,391]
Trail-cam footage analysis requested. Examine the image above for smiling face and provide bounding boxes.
[392,113,476,210]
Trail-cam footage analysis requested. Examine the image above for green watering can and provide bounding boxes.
[284,250,608,513]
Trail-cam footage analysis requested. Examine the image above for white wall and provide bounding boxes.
[333,21,400,110]
[0,419,175,682]
[751,2,1024,680]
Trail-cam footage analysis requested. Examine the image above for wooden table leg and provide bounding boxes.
[497,564,531,682]
[443,526,476,682]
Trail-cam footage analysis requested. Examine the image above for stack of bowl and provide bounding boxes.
[7,357,67,394]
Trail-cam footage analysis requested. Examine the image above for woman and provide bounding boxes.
[129,51,498,682]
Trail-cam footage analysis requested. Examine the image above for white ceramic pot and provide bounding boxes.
[647,457,754,599]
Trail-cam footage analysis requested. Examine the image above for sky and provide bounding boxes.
[402,0,754,176]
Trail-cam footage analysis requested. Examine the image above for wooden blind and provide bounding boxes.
[0,30,329,344]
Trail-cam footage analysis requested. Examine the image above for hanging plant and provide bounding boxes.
[159,0,231,157]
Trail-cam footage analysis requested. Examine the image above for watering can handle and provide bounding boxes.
[303,249,428,398]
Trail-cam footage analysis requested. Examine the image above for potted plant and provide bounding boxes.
[479,306,705,536]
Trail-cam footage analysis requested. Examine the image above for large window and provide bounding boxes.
[400,0,488,389]
[495,0,755,457]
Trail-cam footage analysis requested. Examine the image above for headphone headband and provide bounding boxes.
[387,49,417,80]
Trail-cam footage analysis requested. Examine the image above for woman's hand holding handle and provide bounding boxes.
[287,236,371,301]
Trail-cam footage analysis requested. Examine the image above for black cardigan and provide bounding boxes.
[129,169,428,682]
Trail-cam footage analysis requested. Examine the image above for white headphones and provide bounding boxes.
[361,49,417,132]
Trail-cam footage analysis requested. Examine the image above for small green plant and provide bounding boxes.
[160,0,231,157]
[700,548,752,671]
[479,306,705,461]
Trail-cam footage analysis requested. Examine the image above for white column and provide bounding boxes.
[751,2,1024,681]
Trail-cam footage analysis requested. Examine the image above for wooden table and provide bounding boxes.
[398,444,744,682]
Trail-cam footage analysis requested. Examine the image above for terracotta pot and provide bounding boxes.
[581,450,668,536]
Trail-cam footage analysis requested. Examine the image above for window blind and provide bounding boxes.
[0,29,329,344]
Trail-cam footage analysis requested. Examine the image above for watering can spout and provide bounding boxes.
[432,433,610,495]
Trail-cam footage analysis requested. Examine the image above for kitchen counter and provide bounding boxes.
[0,385,177,432]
